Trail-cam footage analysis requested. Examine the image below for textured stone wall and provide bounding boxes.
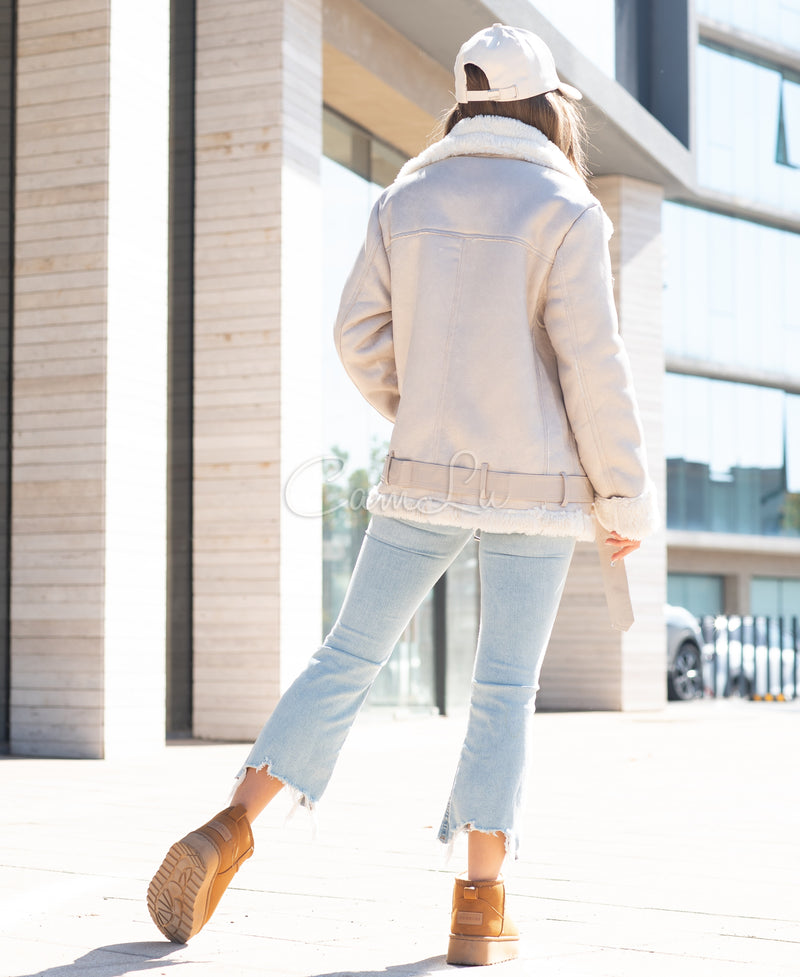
[192,0,323,739]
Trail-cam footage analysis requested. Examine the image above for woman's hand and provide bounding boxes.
[606,531,641,563]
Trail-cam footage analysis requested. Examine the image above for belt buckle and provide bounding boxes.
[559,472,569,507]
[382,450,396,485]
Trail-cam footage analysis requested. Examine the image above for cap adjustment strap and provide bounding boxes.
[464,84,520,102]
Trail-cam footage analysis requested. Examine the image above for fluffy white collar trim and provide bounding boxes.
[396,115,581,183]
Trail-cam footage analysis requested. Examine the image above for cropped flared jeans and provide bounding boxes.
[235,515,575,858]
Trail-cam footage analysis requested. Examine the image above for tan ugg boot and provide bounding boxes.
[147,804,254,943]
[446,875,519,966]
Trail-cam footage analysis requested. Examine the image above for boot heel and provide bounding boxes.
[447,934,519,966]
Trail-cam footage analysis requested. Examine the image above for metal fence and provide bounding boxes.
[699,615,800,700]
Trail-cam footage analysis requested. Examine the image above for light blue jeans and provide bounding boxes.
[236,515,575,857]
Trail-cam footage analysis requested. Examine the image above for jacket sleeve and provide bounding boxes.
[334,198,398,422]
[543,203,659,539]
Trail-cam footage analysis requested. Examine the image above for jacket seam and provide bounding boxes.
[531,342,550,472]
[532,203,597,330]
[334,237,383,355]
[391,227,553,263]
[433,238,466,458]
[333,218,398,421]
[555,209,615,491]
[553,202,598,256]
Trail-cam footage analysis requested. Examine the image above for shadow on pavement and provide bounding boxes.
[10,941,182,977]
[312,957,451,977]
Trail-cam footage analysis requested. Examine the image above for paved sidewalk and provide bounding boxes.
[1,699,799,977]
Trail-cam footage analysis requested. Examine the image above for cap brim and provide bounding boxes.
[557,82,582,100]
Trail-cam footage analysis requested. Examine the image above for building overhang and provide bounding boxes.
[353,0,697,196]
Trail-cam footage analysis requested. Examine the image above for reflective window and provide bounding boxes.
[321,109,405,488]
[668,574,724,616]
[787,395,800,494]
[751,577,800,616]
[323,108,405,188]
[696,43,800,206]
[779,77,800,167]
[321,142,396,487]
[662,203,800,374]
[665,374,800,536]
[321,110,418,703]
[527,0,615,77]
[696,0,800,50]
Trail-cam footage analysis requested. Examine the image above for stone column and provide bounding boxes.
[10,0,169,757]
[539,176,667,711]
[192,0,323,740]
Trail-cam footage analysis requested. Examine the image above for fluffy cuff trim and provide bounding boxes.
[593,482,660,540]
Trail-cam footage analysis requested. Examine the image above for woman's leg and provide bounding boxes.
[439,532,575,866]
[231,767,284,821]
[232,515,472,814]
[468,830,507,882]
[149,515,471,944]
[443,532,574,965]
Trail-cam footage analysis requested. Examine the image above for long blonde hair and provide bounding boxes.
[443,64,590,184]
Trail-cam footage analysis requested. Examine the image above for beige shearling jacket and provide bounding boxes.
[334,115,658,542]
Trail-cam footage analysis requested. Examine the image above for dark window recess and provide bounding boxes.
[0,0,15,746]
[615,0,691,148]
[777,77,800,168]
[167,0,195,735]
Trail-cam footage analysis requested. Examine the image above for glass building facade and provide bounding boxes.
[664,374,800,536]
[662,204,800,539]
[663,204,800,372]
[696,41,800,208]
[751,576,800,616]
[666,0,800,615]
[667,573,725,617]
[697,0,800,50]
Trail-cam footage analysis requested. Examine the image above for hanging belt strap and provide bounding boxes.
[595,525,634,632]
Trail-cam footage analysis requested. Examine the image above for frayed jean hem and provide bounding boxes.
[438,820,519,864]
[230,760,319,832]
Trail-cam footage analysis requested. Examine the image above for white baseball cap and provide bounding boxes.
[454,23,582,103]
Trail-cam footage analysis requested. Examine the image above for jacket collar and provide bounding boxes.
[396,115,581,183]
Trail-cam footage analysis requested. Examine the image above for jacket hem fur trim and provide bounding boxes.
[593,482,660,540]
[366,487,594,540]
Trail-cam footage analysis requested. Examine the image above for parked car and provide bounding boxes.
[666,604,705,701]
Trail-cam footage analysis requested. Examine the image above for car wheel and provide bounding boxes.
[668,642,703,701]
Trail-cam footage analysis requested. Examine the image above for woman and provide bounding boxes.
[147,24,658,966]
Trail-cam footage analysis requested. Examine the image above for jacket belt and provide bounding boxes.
[595,526,634,632]
[383,453,594,507]
[382,452,634,632]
